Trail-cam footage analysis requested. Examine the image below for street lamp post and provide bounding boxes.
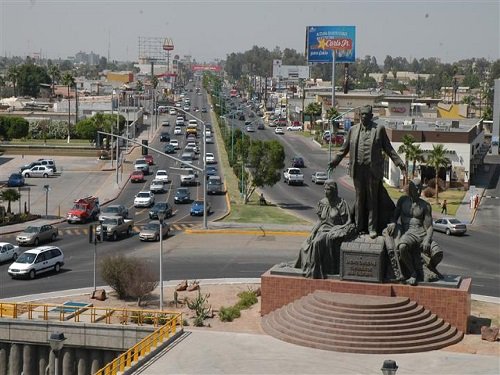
[48,332,66,375]
[43,184,50,218]
[158,212,166,310]
[116,91,120,185]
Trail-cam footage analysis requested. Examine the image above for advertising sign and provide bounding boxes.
[306,26,356,63]
[192,65,222,72]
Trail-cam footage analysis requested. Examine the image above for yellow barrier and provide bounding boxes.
[94,313,182,375]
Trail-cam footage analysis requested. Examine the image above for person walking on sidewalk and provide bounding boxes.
[441,199,448,215]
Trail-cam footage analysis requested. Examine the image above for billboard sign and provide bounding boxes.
[306,26,356,63]
[272,60,310,81]
[192,65,222,72]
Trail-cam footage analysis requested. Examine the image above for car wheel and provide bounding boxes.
[24,173,30,178]
[155,234,159,241]
[43,173,48,178]
[126,227,131,236]
[54,263,61,273]
[446,228,451,235]
[12,252,18,261]
[51,233,56,241]
[29,269,36,279]
[34,238,39,246]
[112,232,118,241]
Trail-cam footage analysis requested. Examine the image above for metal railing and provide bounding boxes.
[94,313,183,375]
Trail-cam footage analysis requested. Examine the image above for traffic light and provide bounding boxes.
[142,139,148,155]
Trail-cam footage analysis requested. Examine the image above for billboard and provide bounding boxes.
[192,65,222,72]
[306,26,356,63]
[272,60,310,81]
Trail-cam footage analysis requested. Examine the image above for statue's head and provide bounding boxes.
[324,179,338,198]
[407,178,422,198]
[360,105,373,125]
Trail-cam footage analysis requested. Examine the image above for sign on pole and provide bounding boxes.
[305,26,356,64]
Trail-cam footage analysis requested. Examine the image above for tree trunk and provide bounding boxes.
[435,171,439,204]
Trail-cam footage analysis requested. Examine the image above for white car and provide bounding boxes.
[205,153,216,164]
[22,165,54,178]
[174,126,182,135]
[169,108,177,115]
[8,246,64,279]
[155,170,170,182]
[186,142,200,154]
[275,127,285,135]
[0,242,20,263]
[150,179,167,194]
[134,191,155,208]
[287,124,303,131]
[169,139,180,149]
[311,171,328,184]
[134,159,150,174]
[206,136,214,144]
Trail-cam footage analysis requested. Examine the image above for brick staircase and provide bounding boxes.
[261,291,463,354]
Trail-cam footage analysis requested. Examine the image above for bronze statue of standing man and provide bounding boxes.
[329,105,406,238]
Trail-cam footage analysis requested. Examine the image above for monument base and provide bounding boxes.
[261,269,471,333]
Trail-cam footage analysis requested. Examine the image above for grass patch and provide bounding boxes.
[218,289,259,322]
[384,183,466,216]
[10,138,92,146]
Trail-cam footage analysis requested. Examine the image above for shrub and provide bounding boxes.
[235,290,258,310]
[100,255,134,299]
[126,261,159,306]
[218,306,241,322]
[427,178,445,192]
[423,187,435,198]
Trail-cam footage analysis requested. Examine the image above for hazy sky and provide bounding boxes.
[1,0,499,64]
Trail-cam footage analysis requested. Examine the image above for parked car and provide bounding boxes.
[16,225,58,246]
[134,191,155,208]
[274,127,284,135]
[8,246,64,279]
[139,221,170,242]
[291,157,305,168]
[22,165,54,178]
[160,132,171,142]
[37,159,57,172]
[0,242,20,263]
[19,161,42,173]
[190,200,211,216]
[144,155,154,165]
[155,170,170,183]
[149,202,172,219]
[99,204,128,221]
[134,159,150,175]
[174,188,191,204]
[433,218,467,235]
[130,170,145,183]
[164,144,176,154]
[311,171,328,184]
[150,179,167,194]
[7,173,25,187]
[287,123,303,131]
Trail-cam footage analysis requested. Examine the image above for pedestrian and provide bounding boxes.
[441,199,447,214]
[259,193,267,206]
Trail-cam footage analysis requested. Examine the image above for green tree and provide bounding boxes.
[0,188,21,214]
[426,144,450,204]
[47,64,61,97]
[16,63,51,97]
[304,102,322,132]
[408,144,425,179]
[398,134,415,186]
[243,139,285,203]
[6,65,19,96]
[61,72,75,142]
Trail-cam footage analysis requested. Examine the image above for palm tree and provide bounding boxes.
[397,134,415,186]
[61,72,75,143]
[409,144,425,179]
[6,65,19,96]
[304,102,322,133]
[426,144,450,204]
[0,188,21,214]
[47,64,61,98]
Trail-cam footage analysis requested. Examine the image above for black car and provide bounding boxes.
[20,161,41,173]
[149,202,172,219]
[292,157,305,168]
[164,144,176,154]
[174,188,191,204]
[160,132,171,142]
[206,166,218,178]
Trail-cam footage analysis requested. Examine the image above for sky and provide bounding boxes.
[1,0,499,64]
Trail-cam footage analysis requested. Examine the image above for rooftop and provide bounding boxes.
[379,117,480,133]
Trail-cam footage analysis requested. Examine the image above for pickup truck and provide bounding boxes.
[283,168,304,186]
[96,216,134,241]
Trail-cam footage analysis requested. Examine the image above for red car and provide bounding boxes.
[144,154,154,165]
[130,170,145,183]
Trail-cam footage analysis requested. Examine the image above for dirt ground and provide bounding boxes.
[28,283,499,356]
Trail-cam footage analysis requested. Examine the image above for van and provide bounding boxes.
[207,175,224,195]
[38,159,57,172]
[8,246,64,279]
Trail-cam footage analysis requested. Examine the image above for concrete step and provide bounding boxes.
[261,291,464,354]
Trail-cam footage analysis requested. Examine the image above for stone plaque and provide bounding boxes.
[340,236,385,283]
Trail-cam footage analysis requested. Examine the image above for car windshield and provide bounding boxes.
[157,171,167,176]
[15,253,36,264]
[135,160,146,165]
[23,226,40,233]
[152,180,163,185]
[153,203,167,209]
[143,223,159,231]
[193,201,203,206]
[137,192,150,198]
[317,172,327,177]
[102,218,119,225]
[103,206,119,213]
[177,189,188,195]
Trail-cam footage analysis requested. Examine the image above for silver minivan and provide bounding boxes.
[8,246,64,279]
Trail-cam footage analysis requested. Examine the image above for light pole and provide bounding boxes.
[43,184,50,218]
[166,106,208,229]
[158,212,166,310]
[48,332,66,375]
[116,90,120,185]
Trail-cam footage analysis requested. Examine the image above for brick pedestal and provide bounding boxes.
[261,270,471,333]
